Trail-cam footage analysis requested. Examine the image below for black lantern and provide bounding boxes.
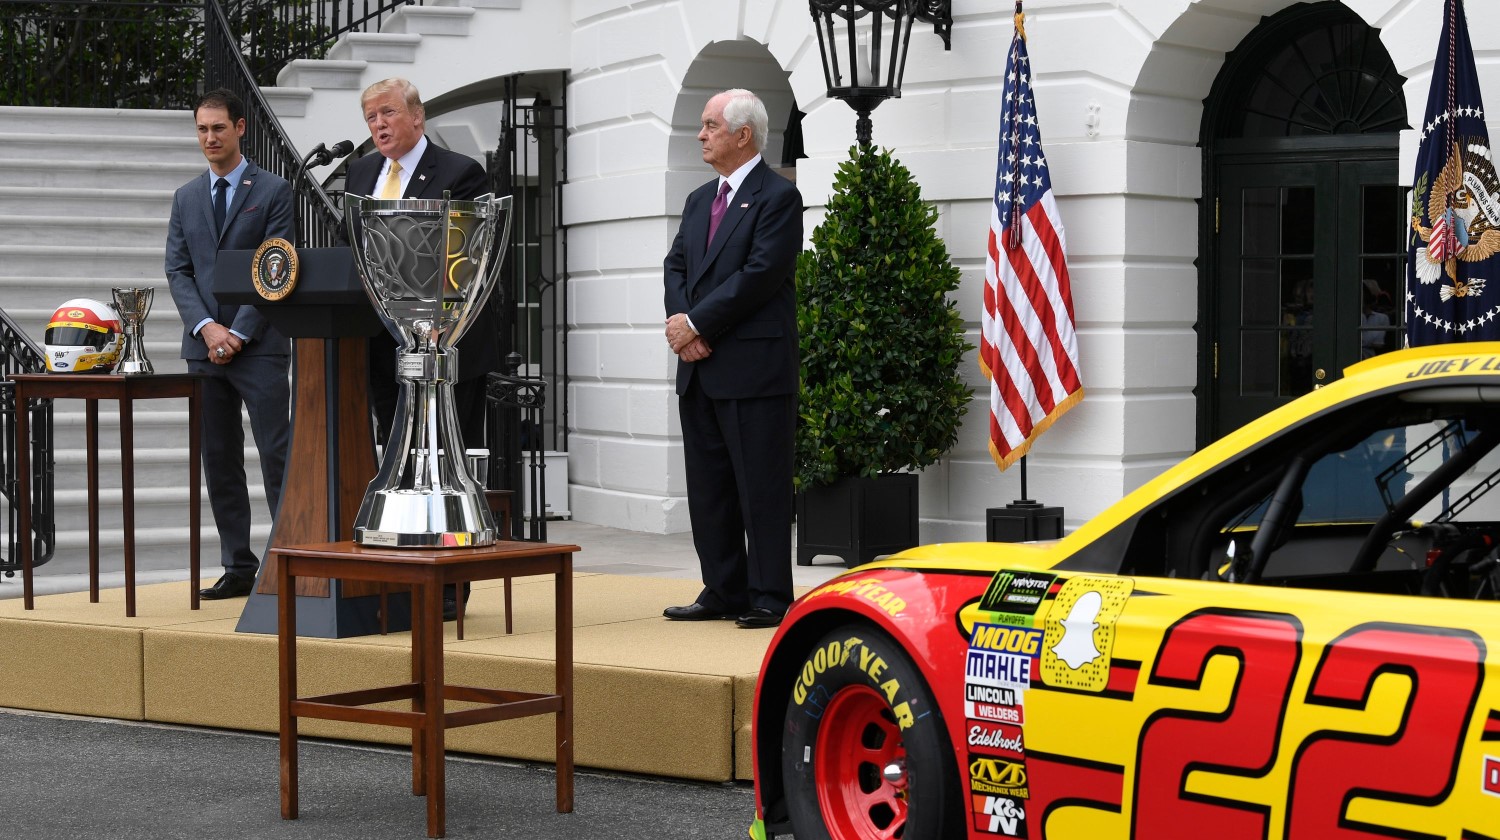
[809,0,953,146]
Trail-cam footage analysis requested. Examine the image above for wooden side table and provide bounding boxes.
[10,372,202,617]
[274,539,579,838]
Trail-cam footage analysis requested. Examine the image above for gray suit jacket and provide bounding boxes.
[165,158,294,358]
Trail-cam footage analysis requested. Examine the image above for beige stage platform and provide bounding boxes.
[0,571,812,784]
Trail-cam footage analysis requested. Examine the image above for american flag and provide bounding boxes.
[980,9,1082,472]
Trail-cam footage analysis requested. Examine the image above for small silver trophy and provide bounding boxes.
[346,193,512,547]
[110,287,155,374]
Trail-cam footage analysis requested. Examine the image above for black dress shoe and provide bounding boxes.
[200,573,254,600]
[443,598,459,622]
[663,603,737,621]
[735,607,784,629]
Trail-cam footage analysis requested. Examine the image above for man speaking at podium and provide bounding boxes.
[165,88,293,600]
[345,77,497,455]
[346,77,498,620]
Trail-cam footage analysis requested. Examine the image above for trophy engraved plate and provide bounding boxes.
[110,287,155,375]
[347,193,513,548]
[251,237,299,301]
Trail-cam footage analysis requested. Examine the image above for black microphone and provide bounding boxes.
[306,139,355,167]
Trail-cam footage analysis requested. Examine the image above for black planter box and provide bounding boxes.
[796,473,919,568]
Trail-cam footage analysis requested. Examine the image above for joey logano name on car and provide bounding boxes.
[1406,356,1500,378]
[973,793,1028,838]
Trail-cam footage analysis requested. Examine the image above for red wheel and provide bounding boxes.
[814,684,910,839]
[782,625,959,839]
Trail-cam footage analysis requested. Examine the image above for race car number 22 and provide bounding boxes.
[1132,611,1483,839]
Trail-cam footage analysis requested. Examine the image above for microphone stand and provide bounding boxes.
[294,143,332,250]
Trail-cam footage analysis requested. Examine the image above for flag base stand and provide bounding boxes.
[986,499,1064,543]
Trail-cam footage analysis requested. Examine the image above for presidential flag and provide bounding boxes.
[1408,0,1500,346]
[980,6,1082,472]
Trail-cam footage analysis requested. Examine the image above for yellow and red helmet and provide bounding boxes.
[44,298,122,373]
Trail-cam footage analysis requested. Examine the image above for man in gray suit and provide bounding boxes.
[165,88,293,599]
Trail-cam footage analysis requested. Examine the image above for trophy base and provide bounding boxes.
[354,488,496,549]
[117,360,154,375]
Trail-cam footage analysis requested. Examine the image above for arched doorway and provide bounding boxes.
[1200,2,1407,442]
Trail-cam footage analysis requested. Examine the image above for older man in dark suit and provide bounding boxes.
[165,88,293,599]
[661,89,802,629]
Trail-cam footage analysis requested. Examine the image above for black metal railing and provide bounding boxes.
[1,309,54,575]
[205,0,344,247]
[222,0,421,86]
[0,1,424,109]
[486,354,547,541]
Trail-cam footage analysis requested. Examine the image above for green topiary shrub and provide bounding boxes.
[796,144,972,489]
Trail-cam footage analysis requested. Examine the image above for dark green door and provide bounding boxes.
[1212,158,1404,438]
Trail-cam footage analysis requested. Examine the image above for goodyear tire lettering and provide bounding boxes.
[782,624,962,839]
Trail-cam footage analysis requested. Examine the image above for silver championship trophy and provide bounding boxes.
[110,287,155,374]
[347,193,512,547]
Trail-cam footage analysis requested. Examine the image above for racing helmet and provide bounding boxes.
[44,298,123,373]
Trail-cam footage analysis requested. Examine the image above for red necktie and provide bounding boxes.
[706,180,730,249]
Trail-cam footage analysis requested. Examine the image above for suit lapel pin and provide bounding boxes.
[419,174,427,181]
[740,203,750,208]
[242,180,251,187]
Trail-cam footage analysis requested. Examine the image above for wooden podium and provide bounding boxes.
[215,246,400,637]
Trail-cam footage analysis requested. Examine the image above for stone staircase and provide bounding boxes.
[257,0,560,163]
[0,106,268,578]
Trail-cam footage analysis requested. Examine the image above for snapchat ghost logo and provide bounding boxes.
[1040,576,1132,692]
[1052,590,1103,669]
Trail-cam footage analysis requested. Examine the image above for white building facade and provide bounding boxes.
[286,0,1500,539]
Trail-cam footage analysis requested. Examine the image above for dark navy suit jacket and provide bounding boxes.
[345,141,498,382]
[165,158,294,358]
[663,159,802,398]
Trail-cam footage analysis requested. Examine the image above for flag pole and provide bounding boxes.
[983,0,1069,542]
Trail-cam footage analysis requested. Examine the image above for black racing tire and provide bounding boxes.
[781,624,958,839]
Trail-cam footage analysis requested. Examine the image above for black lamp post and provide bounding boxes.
[809,0,953,147]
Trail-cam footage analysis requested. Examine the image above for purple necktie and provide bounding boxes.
[706,180,730,249]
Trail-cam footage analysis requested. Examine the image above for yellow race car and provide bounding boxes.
[752,343,1500,839]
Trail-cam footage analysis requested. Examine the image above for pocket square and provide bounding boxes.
[242,205,261,215]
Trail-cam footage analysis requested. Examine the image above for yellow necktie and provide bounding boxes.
[379,160,403,199]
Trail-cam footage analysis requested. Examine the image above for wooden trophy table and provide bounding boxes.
[10,372,202,617]
[274,538,579,838]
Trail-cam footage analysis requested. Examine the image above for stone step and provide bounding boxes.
[47,488,253,536]
[0,186,176,217]
[274,59,368,91]
[0,106,188,136]
[0,214,169,247]
[0,158,203,191]
[0,245,165,279]
[0,132,200,164]
[326,32,421,63]
[382,5,476,36]
[47,522,272,556]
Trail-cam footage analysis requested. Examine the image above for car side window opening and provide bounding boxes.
[1107,390,1500,601]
